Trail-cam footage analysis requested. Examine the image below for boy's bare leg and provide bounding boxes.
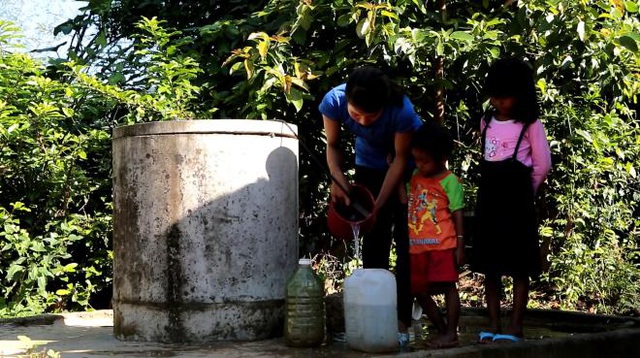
[428,284,459,348]
[416,292,446,333]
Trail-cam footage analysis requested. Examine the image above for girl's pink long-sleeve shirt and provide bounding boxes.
[481,117,552,192]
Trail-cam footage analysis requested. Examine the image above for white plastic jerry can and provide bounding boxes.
[343,268,398,352]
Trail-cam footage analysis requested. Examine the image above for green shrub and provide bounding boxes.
[0,21,112,316]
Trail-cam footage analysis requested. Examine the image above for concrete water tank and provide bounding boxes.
[112,120,299,343]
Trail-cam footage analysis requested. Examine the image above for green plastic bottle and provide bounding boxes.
[284,258,325,347]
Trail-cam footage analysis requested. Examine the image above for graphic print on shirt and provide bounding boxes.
[408,183,441,236]
[486,136,499,158]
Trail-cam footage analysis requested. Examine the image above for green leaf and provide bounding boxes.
[623,31,640,44]
[537,78,547,94]
[229,61,244,75]
[108,72,125,85]
[618,35,639,53]
[576,129,592,143]
[62,107,75,118]
[286,88,304,112]
[55,23,74,36]
[624,1,638,12]
[411,0,427,12]
[627,164,637,178]
[577,21,585,41]
[96,32,107,48]
[7,264,23,281]
[11,202,31,212]
[450,31,474,42]
[62,263,78,272]
[356,18,371,38]
[380,10,399,20]
[436,40,444,56]
[37,275,47,294]
[337,13,352,27]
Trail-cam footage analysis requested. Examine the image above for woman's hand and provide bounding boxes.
[374,131,412,210]
[330,179,352,206]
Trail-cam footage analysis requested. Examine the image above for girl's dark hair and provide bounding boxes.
[484,58,540,124]
[345,66,404,113]
[410,120,453,163]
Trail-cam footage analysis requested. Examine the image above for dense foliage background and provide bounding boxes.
[0,0,638,316]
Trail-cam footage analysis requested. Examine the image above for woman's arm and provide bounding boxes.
[323,115,351,205]
[375,131,413,212]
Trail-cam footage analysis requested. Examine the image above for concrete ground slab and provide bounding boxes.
[1,309,639,358]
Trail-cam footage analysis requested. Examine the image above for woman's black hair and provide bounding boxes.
[345,66,404,113]
[484,58,540,124]
[410,120,454,163]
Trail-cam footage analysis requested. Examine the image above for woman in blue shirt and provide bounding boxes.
[319,66,423,339]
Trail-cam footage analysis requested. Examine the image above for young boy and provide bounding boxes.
[407,121,464,348]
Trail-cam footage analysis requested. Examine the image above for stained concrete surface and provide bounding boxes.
[2,310,363,358]
[1,309,639,358]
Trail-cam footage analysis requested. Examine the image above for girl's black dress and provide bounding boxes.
[473,117,541,278]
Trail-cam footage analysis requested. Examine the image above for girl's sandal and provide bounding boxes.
[492,334,522,343]
[477,331,496,344]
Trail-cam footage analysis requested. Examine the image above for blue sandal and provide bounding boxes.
[477,331,495,343]
[492,333,522,342]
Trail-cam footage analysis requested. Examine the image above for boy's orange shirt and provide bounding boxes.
[407,170,464,254]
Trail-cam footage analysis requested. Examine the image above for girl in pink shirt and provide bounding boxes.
[473,58,551,344]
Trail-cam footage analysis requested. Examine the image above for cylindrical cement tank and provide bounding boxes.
[112,120,299,343]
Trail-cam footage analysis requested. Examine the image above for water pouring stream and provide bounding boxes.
[350,223,361,263]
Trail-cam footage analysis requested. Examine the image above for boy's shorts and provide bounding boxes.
[410,248,458,296]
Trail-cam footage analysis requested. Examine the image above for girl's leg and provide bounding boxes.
[484,273,502,333]
[507,275,529,337]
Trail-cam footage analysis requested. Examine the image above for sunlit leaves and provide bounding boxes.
[0,21,114,316]
[618,33,640,52]
[577,20,586,41]
[224,26,318,116]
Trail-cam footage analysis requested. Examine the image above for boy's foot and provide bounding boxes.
[427,333,458,349]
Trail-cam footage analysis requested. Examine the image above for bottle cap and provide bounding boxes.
[298,258,312,265]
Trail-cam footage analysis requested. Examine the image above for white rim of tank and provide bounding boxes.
[113,119,298,139]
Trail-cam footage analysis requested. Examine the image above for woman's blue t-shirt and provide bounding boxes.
[319,83,423,169]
